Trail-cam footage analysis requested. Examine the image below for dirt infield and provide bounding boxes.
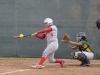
[0,58,100,75]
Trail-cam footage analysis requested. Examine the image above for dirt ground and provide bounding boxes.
[0,58,100,75]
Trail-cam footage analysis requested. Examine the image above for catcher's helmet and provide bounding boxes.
[76,32,86,37]
[43,18,53,25]
[76,32,86,42]
[96,19,100,30]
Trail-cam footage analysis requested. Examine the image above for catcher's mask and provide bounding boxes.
[96,19,100,30]
[76,32,86,42]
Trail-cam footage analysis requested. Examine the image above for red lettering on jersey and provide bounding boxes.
[50,33,53,36]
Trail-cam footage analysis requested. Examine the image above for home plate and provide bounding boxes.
[31,65,45,68]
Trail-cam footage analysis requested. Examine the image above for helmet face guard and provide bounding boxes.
[76,37,82,42]
[96,24,100,30]
[96,19,100,30]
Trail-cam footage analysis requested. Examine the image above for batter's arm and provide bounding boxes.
[36,33,46,39]
[37,27,52,34]
[31,27,52,37]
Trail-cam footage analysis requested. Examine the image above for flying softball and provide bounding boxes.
[19,34,24,38]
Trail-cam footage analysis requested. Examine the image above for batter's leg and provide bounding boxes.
[38,54,47,65]
[34,41,59,68]
[47,52,65,67]
[38,41,58,65]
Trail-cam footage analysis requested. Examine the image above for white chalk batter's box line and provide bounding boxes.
[0,62,100,75]
[0,69,30,75]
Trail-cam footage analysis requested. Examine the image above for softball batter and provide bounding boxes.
[31,18,64,69]
[68,32,94,66]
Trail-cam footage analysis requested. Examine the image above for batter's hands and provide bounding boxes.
[31,32,37,37]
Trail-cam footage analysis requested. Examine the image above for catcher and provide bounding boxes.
[96,19,100,30]
[62,32,94,66]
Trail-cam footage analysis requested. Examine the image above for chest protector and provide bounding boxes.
[78,44,92,53]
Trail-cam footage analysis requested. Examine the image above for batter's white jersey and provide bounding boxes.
[46,25,58,43]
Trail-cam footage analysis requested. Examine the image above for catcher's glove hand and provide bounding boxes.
[61,33,70,43]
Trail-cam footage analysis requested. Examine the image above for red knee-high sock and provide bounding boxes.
[39,55,46,65]
[55,59,62,63]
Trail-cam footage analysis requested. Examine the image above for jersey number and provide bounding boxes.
[50,33,53,36]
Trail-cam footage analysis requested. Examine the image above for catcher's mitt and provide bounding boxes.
[61,33,70,43]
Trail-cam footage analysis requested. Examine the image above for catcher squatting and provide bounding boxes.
[62,32,94,66]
